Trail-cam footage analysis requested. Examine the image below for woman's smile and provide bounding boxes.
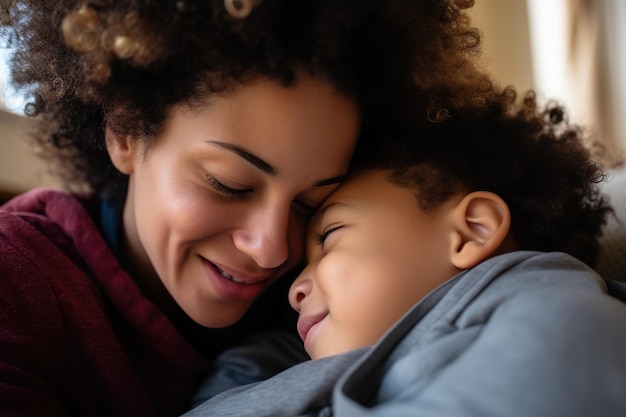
[200,257,272,301]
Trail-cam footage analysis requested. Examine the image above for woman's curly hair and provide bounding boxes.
[355,88,613,267]
[0,0,487,202]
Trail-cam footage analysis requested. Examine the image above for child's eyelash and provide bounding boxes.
[313,230,329,245]
[313,225,342,246]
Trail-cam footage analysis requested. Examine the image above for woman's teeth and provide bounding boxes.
[219,269,247,284]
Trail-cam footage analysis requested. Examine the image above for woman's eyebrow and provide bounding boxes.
[207,140,347,187]
[207,141,277,175]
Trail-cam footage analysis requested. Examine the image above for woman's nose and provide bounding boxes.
[288,269,313,312]
[232,205,292,269]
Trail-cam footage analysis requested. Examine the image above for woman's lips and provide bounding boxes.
[201,258,273,300]
[297,312,327,343]
[210,259,274,284]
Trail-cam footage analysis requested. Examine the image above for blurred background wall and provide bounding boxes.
[0,109,56,199]
[1,0,625,197]
[470,0,626,167]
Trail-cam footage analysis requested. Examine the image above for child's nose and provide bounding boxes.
[288,269,314,312]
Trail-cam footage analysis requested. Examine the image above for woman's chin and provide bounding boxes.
[186,302,252,329]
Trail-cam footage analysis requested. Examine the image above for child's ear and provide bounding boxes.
[448,191,511,270]
[105,124,137,175]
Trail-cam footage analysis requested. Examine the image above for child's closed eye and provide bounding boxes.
[313,225,343,246]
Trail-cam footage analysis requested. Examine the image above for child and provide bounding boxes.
[185,88,626,416]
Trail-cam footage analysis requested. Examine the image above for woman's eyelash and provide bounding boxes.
[205,174,252,198]
[293,200,317,217]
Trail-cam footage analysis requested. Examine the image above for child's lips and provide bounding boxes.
[296,312,327,343]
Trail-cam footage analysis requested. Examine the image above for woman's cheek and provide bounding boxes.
[286,213,309,265]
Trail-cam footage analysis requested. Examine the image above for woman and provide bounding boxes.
[0,0,486,415]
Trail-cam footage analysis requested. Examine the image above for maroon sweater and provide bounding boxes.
[0,188,212,416]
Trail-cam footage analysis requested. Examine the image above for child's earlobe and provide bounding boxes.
[105,124,137,175]
[449,191,511,270]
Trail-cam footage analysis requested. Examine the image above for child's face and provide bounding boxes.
[289,169,461,359]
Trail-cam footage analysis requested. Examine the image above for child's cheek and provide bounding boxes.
[316,249,354,287]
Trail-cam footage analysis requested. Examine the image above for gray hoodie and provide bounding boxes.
[184,251,626,417]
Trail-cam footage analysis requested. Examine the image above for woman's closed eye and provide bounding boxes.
[292,200,317,217]
[204,174,253,199]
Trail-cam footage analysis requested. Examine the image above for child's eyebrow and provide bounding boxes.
[314,175,346,187]
[309,202,353,230]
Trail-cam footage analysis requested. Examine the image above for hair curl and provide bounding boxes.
[354,88,613,267]
[0,0,486,202]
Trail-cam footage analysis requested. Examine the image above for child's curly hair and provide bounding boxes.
[0,0,487,202]
[355,88,613,267]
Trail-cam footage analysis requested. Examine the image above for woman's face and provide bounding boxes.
[115,74,360,327]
